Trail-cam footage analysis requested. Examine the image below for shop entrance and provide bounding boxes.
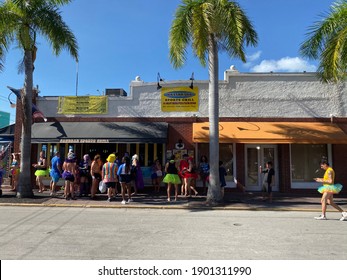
[245,145,278,192]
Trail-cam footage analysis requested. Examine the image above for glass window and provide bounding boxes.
[197,143,234,179]
[291,144,327,182]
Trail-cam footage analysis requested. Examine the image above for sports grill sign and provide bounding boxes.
[161,86,198,112]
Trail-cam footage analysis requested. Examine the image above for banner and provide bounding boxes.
[58,96,108,114]
[161,87,198,112]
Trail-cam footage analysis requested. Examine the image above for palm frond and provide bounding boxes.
[301,0,347,82]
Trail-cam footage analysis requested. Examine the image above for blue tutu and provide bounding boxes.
[317,183,343,194]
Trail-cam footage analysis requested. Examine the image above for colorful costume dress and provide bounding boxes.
[34,158,49,177]
[317,167,343,194]
[163,160,181,185]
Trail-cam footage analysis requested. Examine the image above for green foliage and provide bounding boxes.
[301,0,347,83]
[0,0,78,72]
[169,0,258,69]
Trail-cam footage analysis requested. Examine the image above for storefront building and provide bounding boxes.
[13,67,347,193]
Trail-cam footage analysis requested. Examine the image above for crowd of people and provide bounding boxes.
[28,150,231,204]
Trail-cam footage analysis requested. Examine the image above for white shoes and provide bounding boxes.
[340,212,347,221]
[121,200,126,205]
[314,215,327,220]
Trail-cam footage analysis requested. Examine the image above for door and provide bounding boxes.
[245,145,278,192]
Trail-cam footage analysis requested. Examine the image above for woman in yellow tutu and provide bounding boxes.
[314,159,347,221]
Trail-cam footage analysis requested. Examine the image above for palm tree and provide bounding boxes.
[0,0,78,198]
[169,0,257,203]
[300,0,347,83]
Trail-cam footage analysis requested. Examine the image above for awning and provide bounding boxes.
[31,122,168,143]
[0,124,14,142]
[193,122,347,144]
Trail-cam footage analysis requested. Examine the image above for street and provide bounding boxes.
[0,206,346,260]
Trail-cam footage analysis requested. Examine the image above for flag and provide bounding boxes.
[7,86,47,122]
[32,104,47,122]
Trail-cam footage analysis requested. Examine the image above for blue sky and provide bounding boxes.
[0,0,336,123]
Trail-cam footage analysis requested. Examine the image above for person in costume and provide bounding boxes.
[49,151,62,196]
[162,155,181,202]
[314,159,347,221]
[79,154,91,196]
[10,153,20,191]
[32,151,48,193]
[102,153,118,202]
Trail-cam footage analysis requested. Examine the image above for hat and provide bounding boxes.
[132,154,138,161]
[107,154,115,163]
[67,152,76,160]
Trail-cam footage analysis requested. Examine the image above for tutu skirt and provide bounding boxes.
[318,183,343,194]
[35,169,49,176]
[163,174,181,185]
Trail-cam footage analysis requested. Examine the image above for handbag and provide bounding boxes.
[99,181,107,193]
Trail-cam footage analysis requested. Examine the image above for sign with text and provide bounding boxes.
[161,87,198,112]
[58,96,108,114]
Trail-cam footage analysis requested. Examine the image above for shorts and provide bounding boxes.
[262,183,272,193]
[119,174,132,184]
[93,173,102,181]
[50,170,61,183]
[105,182,116,188]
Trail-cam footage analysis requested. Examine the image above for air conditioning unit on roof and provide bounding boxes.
[105,88,127,96]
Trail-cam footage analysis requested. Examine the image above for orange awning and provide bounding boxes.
[193,122,347,144]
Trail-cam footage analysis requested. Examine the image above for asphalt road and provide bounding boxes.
[1,206,346,260]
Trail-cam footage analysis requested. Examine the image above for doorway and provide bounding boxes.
[245,145,278,192]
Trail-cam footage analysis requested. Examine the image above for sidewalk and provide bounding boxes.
[1,186,346,212]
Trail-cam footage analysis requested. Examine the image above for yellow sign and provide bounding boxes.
[58,96,108,114]
[161,86,198,112]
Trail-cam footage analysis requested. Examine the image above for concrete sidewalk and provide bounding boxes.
[1,186,347,212]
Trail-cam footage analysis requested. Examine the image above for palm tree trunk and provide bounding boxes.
[17,49,34,198]
[206,34,222,204]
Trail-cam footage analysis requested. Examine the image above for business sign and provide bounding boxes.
[161,87,198,112]
[58,96,108,114]
[59,139,110,143]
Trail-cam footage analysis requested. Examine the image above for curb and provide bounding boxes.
[0,202,321,212]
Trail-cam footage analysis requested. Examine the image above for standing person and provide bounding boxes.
[260,161,275,203]
[102,153,118,202]
[199,155,210,195]
[162,155,181,202]
[117,156,133,204]
[10,153,20,191]
[314,159,347,221]
[90,154,102,199]
[219,161,227,198]
[62,151,77,200]
[49,151,62,196]
[0,163,4,197]
[179,154,189,196]
[131,154,144,195]
[151,159,163,193]
[79,154,91,197]
[32,151,48,193]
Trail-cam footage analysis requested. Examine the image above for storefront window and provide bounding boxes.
[291,144,328,183]
[197,143,234,187]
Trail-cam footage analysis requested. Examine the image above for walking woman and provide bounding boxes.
[314,159,347,220]
[162,155,181,202]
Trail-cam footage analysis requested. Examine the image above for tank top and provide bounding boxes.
[167,161,178,174]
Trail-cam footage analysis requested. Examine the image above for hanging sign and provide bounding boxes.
[161,86,198,112]
[58,96,108,114]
